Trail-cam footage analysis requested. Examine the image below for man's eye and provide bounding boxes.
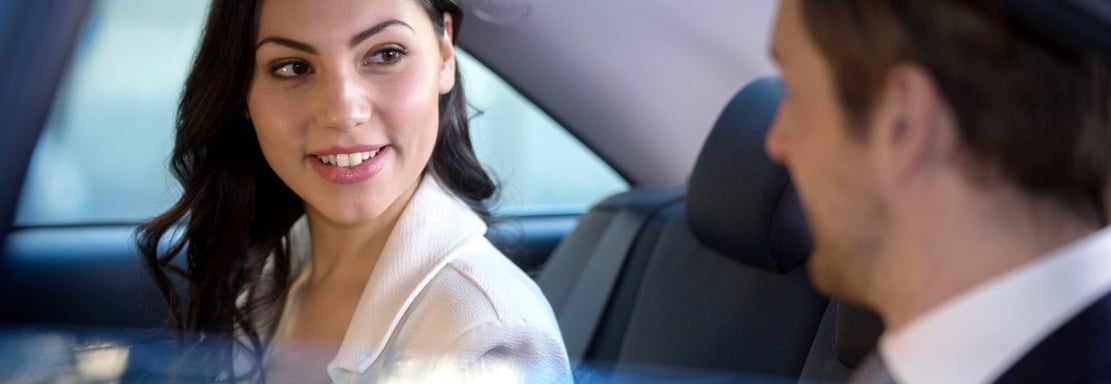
[367,47,408,66]
[271,61,313,78]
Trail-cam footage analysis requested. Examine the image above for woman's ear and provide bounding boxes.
[438,11,456,95]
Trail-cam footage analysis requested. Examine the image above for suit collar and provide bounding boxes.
[995,290,1111,383]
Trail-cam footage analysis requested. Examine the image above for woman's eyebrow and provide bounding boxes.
[348,19,413,48]
[256,36,316,54]
[255,19,414,54]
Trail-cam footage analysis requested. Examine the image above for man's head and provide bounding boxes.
[766,0,1111,306]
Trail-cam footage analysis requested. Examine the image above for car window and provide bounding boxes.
[14,0,627,227]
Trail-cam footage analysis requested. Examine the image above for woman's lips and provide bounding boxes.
[309,146,390,185]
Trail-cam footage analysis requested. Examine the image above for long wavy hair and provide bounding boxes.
[136,0,493,380]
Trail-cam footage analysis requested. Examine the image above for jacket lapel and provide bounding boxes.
[994,290,1111,383]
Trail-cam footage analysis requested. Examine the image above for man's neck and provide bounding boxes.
[873,187,1100,331]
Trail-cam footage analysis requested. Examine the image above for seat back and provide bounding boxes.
[798,300,885,382]
[539,77,830,380]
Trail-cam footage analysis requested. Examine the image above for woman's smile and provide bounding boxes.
[308,145,391,185]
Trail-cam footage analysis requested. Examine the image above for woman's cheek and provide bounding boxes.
[249,93,307,176]
[379,70,441,140]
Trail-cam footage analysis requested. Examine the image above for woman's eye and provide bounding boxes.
[367,47,408,66]
[271,61,313,78]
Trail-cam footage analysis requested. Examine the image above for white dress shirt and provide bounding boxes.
[269,175,572,383]
[879,227,1111,384]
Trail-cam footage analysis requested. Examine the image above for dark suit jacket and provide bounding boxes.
[995,290,1111,383]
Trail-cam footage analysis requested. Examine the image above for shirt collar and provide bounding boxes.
[880,227,1111,384]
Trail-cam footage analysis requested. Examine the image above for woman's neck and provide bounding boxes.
[304,179,421,286]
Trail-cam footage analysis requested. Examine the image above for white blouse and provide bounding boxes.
[270,175,572,383]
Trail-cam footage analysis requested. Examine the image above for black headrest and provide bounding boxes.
[687,77,813,273]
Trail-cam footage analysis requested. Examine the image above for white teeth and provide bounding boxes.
[317,150,380,168]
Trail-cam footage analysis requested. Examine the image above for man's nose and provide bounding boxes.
[765,108,788,164]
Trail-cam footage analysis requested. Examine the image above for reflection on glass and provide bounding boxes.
[75,342,130,382]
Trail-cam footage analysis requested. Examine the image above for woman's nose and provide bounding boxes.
[312,68,371,131]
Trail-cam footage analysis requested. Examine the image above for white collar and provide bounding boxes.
[282,174,488,376]
[879,227,1111,384]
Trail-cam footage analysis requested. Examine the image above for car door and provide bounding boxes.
[0,0,90,251]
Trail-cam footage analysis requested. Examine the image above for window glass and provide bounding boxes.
[460,51,628,215]
[14,0,627,226]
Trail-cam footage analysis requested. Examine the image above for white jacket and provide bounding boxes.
[273,175,571,383]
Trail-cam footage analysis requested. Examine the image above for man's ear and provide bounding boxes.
[438,12,456,95]
[872,64,959,189]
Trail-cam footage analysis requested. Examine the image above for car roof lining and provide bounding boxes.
[457,0,778,187]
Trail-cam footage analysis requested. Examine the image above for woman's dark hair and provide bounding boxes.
[136,0,492,380]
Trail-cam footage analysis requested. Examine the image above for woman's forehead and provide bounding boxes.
[256,0,431,41]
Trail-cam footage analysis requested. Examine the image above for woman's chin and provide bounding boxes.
[304,203,391,229]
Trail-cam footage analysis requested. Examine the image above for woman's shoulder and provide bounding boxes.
[430,237,554,326]
[389,237,571,382]
[391,234,561,340]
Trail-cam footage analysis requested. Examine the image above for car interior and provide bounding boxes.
[526,77,884,382]
[0,77,886,382]
[0,1,888,382]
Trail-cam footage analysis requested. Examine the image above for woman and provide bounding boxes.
[137,0,571,382]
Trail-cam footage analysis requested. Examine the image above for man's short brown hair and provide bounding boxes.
[800,0,1111,223]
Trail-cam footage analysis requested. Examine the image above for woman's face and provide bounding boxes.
[248,0,455,227]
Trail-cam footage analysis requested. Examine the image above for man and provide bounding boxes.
[766,0,1111,382]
